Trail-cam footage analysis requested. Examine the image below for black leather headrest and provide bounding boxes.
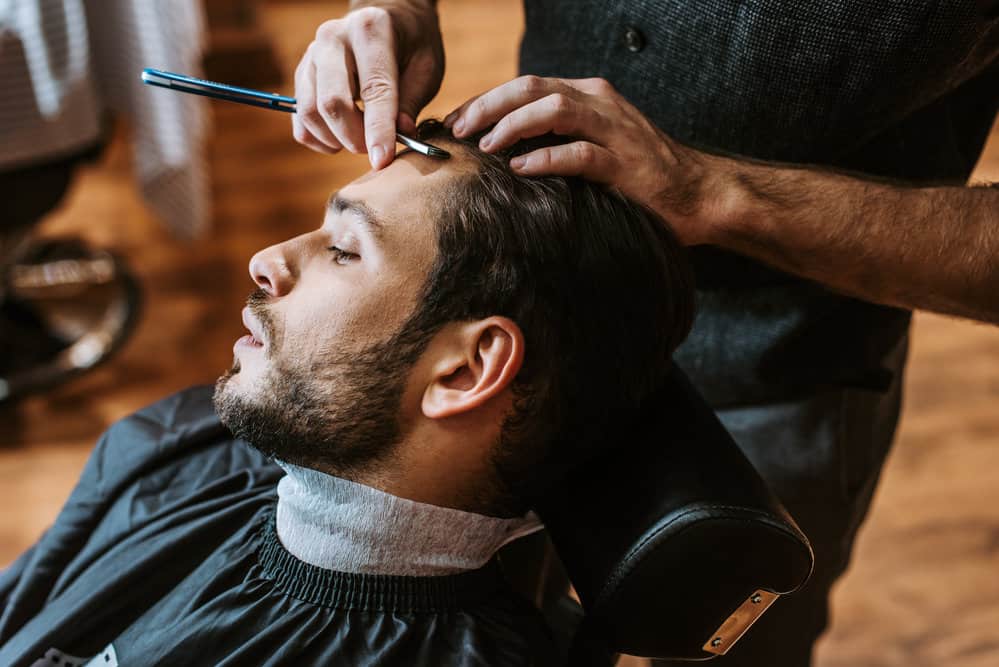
[535,363,814,660]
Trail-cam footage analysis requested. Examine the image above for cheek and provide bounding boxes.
[350,275,422,335]
[275,266,424,361]
[278,289,372,363]
[282,303,348,357]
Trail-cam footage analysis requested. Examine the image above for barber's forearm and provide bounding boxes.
[704,156,999,324]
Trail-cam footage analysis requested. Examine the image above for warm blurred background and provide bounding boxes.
[1,2,997,666]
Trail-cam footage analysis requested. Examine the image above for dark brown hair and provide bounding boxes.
[397,120,695,510]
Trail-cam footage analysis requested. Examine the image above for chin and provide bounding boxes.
[214,362,252,408]
[222,352,268,387]
[213,367,256,435]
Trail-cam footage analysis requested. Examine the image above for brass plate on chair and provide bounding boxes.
[702,589,779,656]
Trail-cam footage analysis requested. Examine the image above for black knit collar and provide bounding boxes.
[256,504,507,613]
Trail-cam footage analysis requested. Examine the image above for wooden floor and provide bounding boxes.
[2,2,998,665]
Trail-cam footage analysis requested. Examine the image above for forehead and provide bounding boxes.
[337,147,476,235]
[331,146,481,291]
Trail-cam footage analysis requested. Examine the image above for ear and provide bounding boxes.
[422,317,525,420]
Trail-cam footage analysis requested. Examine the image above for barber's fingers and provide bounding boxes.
[292,121,342,155]
[292,105,337,154]
[350,8,400,169]
[314,44,366,153]
[509,141,618,181]
[478,92,606,152]
[446,75,577,138]
[442,93,479,131]
[294,50,344,153]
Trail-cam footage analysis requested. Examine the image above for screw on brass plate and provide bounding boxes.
[711,638,723,647]
[751,594,762,604]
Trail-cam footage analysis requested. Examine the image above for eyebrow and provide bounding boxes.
[326,191,385,241]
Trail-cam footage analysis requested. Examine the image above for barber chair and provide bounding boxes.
[529,363,814,663]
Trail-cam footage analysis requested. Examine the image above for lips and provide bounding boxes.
[241,307,266,348]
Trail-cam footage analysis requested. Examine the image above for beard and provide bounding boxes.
[213,289,432,478]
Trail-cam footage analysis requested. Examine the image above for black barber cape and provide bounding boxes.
[0,387,555,666]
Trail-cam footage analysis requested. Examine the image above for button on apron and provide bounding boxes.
[623,26,646,52]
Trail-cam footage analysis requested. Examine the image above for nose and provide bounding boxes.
[249,242,295,296]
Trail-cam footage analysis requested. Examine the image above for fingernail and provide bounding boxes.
[443,113,456,128]
[479,133,492,150]
[370,145,385,168]
[510,156,527,170]
[454,118,465,135]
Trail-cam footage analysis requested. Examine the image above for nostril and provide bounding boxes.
[249,253,277,294]
[249,246,293,296]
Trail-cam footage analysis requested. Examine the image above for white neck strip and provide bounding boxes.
[274,461,544,576]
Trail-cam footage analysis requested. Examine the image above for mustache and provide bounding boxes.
[247,288,278,347]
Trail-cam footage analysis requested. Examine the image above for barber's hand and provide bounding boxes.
[294,1,444,168]
[445,76,718,245]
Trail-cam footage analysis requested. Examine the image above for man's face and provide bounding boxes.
[214,152,461,474]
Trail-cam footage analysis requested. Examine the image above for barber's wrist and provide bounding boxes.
[655,145,752,248]
[693,153,785,250]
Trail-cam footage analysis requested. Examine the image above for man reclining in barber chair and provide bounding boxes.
[0,122,812,667]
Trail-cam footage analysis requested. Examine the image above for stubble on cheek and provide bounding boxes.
[305,287,418,376]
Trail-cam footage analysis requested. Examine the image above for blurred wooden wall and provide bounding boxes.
[203,0,283,86]
[1,2,998,666]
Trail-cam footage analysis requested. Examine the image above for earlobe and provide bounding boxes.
[422,318,525,420]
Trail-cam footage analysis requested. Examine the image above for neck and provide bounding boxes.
[335,422,507,517]
[274,461,542,576]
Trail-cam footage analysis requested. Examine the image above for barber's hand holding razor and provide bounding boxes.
[292,0,444,168]
[443,76,718,245]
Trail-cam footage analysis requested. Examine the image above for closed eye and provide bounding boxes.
[327,245,359,265]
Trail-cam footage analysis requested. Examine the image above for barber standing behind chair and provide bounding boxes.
[293,2,999,665]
